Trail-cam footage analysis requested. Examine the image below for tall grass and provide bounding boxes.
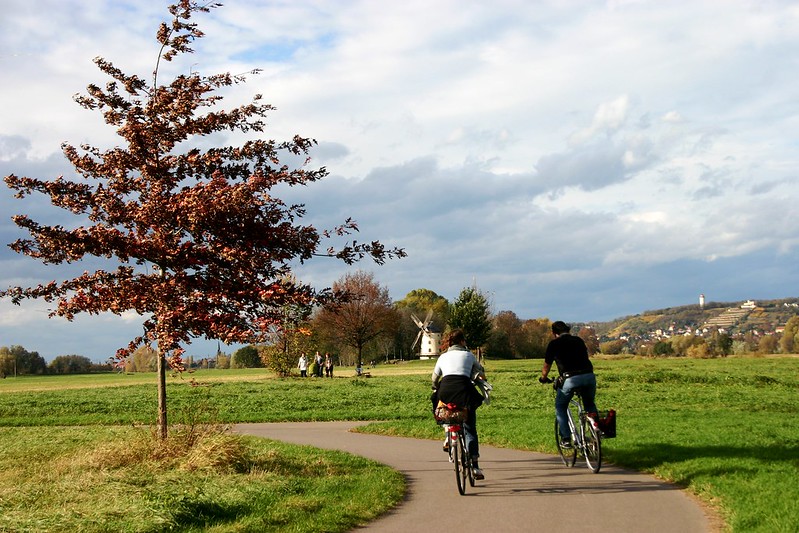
[1,356,797,532]
[0,425,403,532]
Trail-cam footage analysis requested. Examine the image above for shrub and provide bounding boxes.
[652,341,674,356]
[599,339,626,355]
[259,344,296,377]
[231,346,262,369]
[686,342,710,358]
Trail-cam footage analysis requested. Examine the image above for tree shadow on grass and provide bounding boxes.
[608,441,799,482]
[147,498,250,532]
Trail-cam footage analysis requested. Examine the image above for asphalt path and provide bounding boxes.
[234,422,717,532]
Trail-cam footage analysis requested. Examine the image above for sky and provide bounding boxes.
[1,0,798,363]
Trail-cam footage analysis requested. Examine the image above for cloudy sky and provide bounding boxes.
[1,1,798,362]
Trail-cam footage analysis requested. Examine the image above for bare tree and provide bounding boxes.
[314,271,399,370]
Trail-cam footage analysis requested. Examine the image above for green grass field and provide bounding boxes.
[1,356,797,532]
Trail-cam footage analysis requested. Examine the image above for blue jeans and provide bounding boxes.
[463,408,479,460]
[556,373,598,439]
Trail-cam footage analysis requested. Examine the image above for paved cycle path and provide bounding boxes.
[234,422,717,532]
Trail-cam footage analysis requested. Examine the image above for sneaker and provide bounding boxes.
[443,439,450,453]
[560,437,572,448]
[472,467,485,480]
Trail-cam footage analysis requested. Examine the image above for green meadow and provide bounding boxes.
[1,356,797,532]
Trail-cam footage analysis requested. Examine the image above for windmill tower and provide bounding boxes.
[411,309,442,359]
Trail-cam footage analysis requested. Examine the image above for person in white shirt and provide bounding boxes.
[297,353,308,377]
[432,329,487,480]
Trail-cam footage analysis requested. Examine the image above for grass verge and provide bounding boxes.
[0,425,403,532]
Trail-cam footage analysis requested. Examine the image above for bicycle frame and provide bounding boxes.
[555,392,602,473]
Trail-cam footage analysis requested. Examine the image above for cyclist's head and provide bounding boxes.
[446,329,466,347]
[551,321,571,335]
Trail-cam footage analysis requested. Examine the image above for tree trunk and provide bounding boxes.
[156,266,168,440]
[156,347,167,440]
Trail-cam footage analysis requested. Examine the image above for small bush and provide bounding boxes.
[87,423,250,473]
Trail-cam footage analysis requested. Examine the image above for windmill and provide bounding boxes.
[411,309,442,359]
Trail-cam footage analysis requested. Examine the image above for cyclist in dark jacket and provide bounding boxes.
[539,321,598,447]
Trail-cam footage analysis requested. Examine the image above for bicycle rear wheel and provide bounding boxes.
[555,417,576,467]
[453,432,467,495]
[582,417,602,473]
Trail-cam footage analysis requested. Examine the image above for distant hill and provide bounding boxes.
[584,297,799,340]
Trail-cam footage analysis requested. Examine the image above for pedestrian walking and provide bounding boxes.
[297,353,308,378]
[315,351,324,377]
[325,352,334,377]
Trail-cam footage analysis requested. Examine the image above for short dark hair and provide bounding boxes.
[551,321,570,335]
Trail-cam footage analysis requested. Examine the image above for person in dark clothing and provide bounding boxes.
[314,351,324,377]
[539,321,598,448]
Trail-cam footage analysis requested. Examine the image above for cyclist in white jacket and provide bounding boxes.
[432,329,486,479]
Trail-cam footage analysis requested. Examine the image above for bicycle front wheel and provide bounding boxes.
[453,432,467,495]
[555,417,576,467]
[582,418,602,473]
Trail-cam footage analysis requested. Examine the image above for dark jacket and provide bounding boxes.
[436,375,484,411]
[545,333,593,376]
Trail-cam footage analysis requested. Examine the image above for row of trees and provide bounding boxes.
[227,285,799,365]
[30,297,799,370]
[0,346,46,377]
[0,346,112,376]
[86,273,490,376]
[8,275,799,376]
[246,271,496,376]
[225,271,605,373]
[10,293,796,377]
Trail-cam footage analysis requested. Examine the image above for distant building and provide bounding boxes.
[699,294,705,309]
[420,327,442,358]
[741,300,756,309]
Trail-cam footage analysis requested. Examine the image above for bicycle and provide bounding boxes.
[435,404,475,495]
[542,378,602,473]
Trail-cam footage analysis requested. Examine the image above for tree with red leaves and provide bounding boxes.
[0,1,404,438]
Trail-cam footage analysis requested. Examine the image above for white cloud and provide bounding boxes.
[570,95,631,145]
[1,0,799,360]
